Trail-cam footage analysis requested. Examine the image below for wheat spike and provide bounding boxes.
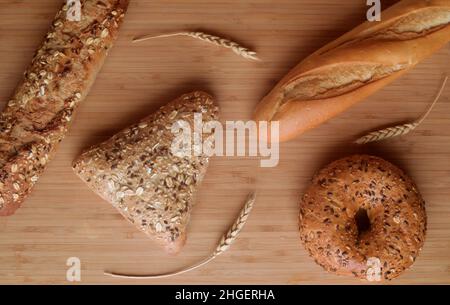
[213,192,255,256]
[355,76,448,145]
[133,31,260,61]
[104,192,256,279]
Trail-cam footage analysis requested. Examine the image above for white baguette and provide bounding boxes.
[254,0,450,142]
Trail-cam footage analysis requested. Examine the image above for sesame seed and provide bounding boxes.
[135,187,144,196]
[155,222,163,232]
[101,29,109,38]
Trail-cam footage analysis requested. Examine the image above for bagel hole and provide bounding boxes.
[355,208,371,234]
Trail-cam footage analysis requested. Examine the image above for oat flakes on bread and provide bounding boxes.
[299,155,426,281]
[254,0,450,142]
[72,92,219,254]
[0,0,129,216]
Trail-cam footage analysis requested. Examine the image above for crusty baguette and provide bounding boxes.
[0,0,129,216]
[254,0,450,142]
[72,92,219,254]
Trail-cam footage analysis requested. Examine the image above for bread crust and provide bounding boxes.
[299,155,427,281]
[254,0,450,142]
[0,0,129,216]
[73,92,220,254]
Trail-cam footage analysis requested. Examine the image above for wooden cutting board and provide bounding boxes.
[0,0,449,284]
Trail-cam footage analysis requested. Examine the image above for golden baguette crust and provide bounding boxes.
[254,0,450,142]
[73,92,219,254]
[0,0,129,216]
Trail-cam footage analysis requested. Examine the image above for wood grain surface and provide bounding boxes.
[0,0,449,284]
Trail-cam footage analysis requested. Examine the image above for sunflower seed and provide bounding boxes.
[165,177,174,188]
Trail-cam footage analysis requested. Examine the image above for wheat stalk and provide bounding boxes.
[355,76,448,145]
[133,31,260,61]
[104,192,256,279]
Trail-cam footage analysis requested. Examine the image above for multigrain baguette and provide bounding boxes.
[0,0,129,216]
[73,92,219,254]
[254,0,450,142]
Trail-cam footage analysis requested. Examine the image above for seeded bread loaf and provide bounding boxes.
[254,0,450,142]
[72,92,219,254]
[0,0,129,216]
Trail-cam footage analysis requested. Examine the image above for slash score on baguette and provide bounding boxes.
[254,0,450,142]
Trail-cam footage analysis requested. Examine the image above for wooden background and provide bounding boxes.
[0,0,449,284]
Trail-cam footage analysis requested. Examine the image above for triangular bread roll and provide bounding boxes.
[73,92,219,254]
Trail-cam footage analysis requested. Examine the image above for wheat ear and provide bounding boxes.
[355,76,448,145]
[133,31,260,61]
[104,192,256,279]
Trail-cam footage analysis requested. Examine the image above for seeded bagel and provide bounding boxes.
[299,155,426,281]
